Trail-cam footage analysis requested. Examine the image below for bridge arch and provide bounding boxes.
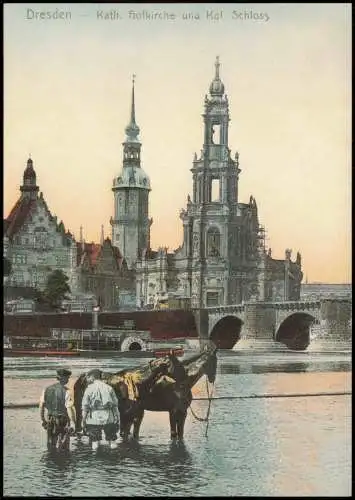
[275,312,317,351]
[209,315,243,349]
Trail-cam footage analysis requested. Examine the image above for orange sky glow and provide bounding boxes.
[4,3,351,283]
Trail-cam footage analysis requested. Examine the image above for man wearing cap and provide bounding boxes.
[81,369,119,451]
[39,368,76,450]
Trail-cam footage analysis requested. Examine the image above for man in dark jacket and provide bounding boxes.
[39,368,76,450]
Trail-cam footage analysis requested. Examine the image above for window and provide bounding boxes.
[211,124,221,145]
[206,292,219,307]
[12,271,24,284]
[211,178,220,202]
[34,227,47,249]
[207,227,221,257]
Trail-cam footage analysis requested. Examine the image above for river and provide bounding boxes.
[3,351,352,497]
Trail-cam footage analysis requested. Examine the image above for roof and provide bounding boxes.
[76,239,123,269]
[4,197,36,239]
[5,194,74,244]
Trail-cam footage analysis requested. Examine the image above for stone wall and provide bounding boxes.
[320,299,352,341]
[4,310,199,340]
[241,304,276,340]
[4,313,93,338]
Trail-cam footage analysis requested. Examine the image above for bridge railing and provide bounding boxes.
[202,297,351,314]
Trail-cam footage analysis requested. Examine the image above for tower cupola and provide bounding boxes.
[20,156,39,199]
[209,56,225,96]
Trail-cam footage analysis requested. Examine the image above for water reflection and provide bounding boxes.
[219,360,351,375]
[251,362,309,374]
[126,439,190,460]
[38,438,198,496]
[40,449,78,495]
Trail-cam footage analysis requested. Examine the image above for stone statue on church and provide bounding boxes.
[296,251,301,266]
[285,248,292,260]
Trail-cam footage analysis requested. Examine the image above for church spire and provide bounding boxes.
[125,74,140,141]
[131,74,136,124]
[215,56,220,79]
[209,56,225,96]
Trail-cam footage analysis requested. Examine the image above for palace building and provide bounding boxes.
[3,157,77,291]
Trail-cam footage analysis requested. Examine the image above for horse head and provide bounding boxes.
[182,342,218,389]
[202,342,218,384]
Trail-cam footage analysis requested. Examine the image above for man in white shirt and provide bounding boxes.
[82,368,119,451]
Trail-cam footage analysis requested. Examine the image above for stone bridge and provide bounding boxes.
[194,298,352,351]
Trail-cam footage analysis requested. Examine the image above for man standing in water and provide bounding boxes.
[81,369,120,451]
[39,368,76,450]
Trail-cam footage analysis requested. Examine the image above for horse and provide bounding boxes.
[73,343,218,441]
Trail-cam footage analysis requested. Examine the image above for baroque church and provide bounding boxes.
[111,58,303,309]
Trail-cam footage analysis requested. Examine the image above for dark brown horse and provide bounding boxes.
[73,343,218,441]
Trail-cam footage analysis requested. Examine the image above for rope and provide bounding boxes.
[191,391,351,400]
[188,376,215,439]
[204,378,214,438]
[4,391,351,409]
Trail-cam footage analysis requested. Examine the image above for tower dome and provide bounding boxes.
[209,56,225,96]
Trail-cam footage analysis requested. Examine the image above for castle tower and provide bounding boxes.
[20,156,39,200]
[110,76,151,269]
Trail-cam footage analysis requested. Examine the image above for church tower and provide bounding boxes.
[110,76,151,269]
[179,57,260,307]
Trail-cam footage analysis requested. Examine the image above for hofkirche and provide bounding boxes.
[4,58,303,311]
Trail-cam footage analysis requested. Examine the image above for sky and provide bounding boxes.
[4,3,351,283]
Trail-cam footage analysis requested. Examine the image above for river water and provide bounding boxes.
[3,351,352,497]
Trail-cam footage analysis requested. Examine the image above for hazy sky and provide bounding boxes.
[4,3,351,283]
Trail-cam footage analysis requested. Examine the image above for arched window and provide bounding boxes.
[207,227,221,257]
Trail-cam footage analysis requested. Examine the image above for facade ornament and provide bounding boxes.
[234,151,239,168]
